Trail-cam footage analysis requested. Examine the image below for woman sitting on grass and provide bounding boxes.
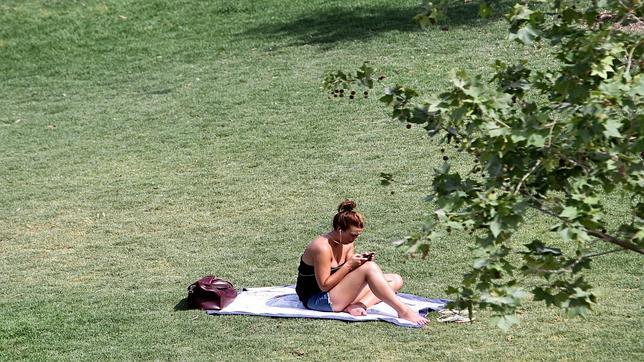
[295,200,428,326]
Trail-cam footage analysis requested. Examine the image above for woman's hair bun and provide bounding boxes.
[333,199,364,230]
[337,199,356,213]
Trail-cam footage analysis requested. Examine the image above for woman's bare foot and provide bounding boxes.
[343,303,368,316]
[398,308,429,326]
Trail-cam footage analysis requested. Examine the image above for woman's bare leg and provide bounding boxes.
[343,273,403,315]
[354,273,403,310]
[329,262,427,325]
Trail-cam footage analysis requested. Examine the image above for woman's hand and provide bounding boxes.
[347,253,368,270]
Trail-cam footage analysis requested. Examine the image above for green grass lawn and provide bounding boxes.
[1,0,642,360]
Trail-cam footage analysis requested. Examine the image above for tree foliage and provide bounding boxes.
[323,0,643,330]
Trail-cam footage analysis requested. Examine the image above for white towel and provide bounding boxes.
[207,285,448,328]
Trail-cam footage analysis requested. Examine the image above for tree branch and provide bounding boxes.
[579,248,626,259]
[526,197,644,255]
[523,248,626,275]
[585,230,644,254]
[545,120,557,148]
[625,44,636,76]
[514,160,541,195]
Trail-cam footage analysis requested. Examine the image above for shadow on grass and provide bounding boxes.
[243,2,515,48]
[174,298,193,311]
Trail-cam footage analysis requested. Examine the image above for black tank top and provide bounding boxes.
[295,257,344,308]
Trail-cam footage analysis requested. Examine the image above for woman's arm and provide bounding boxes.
[347,243,356,259]
[312,243,362,292]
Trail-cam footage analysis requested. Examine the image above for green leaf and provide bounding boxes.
[379,94,394,105]
[463,85,482,99]
[572,258,592,273]
[449,69,468,89]
[602,119,622,138]
[473,258,488,269]
[508,4,533,21]
[559,227,572,241]
[566,305,590,318]
[413,14,432,28]
[573,287,591,298]
[450,106,469,121]
[485,121,510,137]
[392,239,406,247]
[631,74,644,96]
[527,133,546,147]
[559,206,578,219]
[533,287,556,306]
[509,23,539,44]
[434,209,447,220]
[490,218,502,238]
[479,2,492,18]
[493,314,519,332]
[591,61,613,79]
[510,132,527,143]
[506,287,528,300]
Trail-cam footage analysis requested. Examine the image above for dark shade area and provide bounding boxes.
[244,5,419,47]
[174,297,193,311]
[243,2,515,48]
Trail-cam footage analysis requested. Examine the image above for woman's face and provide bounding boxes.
[340,226,363,244]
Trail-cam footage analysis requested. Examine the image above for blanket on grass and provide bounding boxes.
[207,285,449,328]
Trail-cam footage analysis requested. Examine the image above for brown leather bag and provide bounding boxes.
[187,275,238,310]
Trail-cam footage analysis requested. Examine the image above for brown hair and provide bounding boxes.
[332,199,365,230]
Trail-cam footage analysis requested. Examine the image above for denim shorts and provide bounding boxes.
[306,292,333,312]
